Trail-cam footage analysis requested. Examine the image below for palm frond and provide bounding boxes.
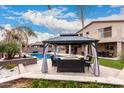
[15,26,37,37]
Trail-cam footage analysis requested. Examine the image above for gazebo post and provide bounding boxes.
[69,45,71,56]
[91,42,100,76]
[41,43,49,73]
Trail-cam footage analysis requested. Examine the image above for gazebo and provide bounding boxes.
[42,34,100,76]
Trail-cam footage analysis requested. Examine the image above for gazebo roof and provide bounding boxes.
[43,34,98,45]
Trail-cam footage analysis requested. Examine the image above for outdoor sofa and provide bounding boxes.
[56,58,85,72]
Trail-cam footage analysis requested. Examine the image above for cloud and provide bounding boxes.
[0,24,12,41]
[7,10,23,15]
[0,5,8,9]
[17,18,25,25]
[2,24,12,30]
[0,24,54,43]
[4,16,16,20]
[62,12,77,18]
[42,7,67,17]
[0,28,4,41]
[22,8,82,34]
[28,31,55,44]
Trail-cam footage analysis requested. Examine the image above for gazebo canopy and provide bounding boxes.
[43,34,98,45]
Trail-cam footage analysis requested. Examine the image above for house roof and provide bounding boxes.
[30,41,43,46]
[43,34,98,45]
[76,20,124,34]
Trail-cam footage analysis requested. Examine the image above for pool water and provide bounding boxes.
[31,53,51,59]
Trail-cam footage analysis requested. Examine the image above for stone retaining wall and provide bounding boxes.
[0,57,37,66]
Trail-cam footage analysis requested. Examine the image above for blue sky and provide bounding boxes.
[0,5,123,43]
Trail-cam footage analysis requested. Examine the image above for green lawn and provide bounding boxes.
[31,79,123,88]
[99,58,124,70]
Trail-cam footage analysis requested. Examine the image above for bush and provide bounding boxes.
[5,64,17,69]
[0,41,6,53]
[0,40,21,59]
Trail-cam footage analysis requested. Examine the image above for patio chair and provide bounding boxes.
[84,55,92,71]
[51,55,57,66]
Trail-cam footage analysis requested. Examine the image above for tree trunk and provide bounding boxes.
[19,48,22,58]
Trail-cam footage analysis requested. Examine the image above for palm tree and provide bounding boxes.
[78,5,85,28]
[47,5,85,28]
[0,26,37,57]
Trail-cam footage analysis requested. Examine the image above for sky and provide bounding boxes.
[0,5,124,43]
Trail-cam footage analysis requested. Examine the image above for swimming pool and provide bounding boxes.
[30,53,51,59]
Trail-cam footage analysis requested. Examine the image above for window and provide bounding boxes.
[40,45,43,47]
[98,26,112,38]
[105,44,114,50]
[86,32,89,35]
[80,33,83,36]
[49,45,52,47]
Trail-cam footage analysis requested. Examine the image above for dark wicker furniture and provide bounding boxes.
[57,58,85,72]
[84,55,92,71]
[51,55,57,66]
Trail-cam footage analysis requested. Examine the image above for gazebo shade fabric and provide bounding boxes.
[43,34,98,44]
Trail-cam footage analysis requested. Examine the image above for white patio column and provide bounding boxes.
[54,45,57,58]
[56,46,60,53]
[69,45,71,56]
[41,43,48,73]
[91,42,100,76]
[117,41,122,57]
[84,44,88,59]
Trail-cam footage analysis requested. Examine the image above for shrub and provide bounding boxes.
[5,40,21,59]
[5,64,17,69]
[0,40,21,59]
[0,41,6,53]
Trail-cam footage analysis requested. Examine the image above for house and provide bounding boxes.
[76,20,124,58]
[24,41,52,53]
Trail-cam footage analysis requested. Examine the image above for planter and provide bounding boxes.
[0,57,37,66]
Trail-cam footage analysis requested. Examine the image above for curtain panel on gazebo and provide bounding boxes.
[91,43,100,76]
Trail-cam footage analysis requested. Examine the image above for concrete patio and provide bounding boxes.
[25,59,120,78]
[0,59,124,86]
[22,59,124,85]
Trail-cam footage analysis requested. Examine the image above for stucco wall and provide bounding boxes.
[78,22,124,42]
